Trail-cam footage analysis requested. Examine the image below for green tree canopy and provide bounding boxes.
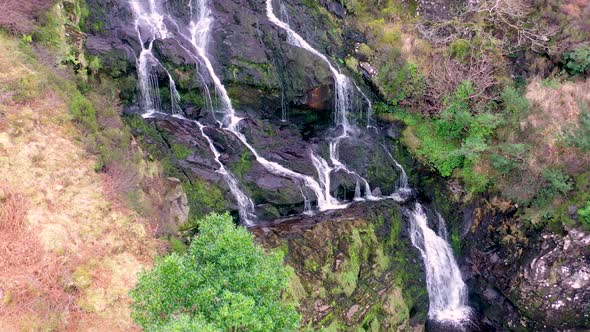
[130,213,301,331]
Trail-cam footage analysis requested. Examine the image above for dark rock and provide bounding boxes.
[483,287,500,301]
[251,201,428,330]
[568,205,579,217]
[465,205,590,330]
[320,0,346,19]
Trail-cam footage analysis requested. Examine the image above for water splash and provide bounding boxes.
[381,143,411,193]
[408,203,472,323]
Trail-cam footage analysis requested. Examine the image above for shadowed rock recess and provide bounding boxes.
[78,0,590,331]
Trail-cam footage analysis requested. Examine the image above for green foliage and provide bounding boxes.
[542,169,574,196]
[564,45,590,75]
[565,107,590,152]
[377,62,425,106]
[130,213,301,331]
[437,81,475,139]
[169,237,188,254]
[153,314,219,332]
[70,92,98,133]
[20,34,33,44]
[578,200,590,225]
[448,39,471,61]
[501,86,529,116]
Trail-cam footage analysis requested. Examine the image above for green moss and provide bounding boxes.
[357,43,374,59]
[172,143,192,160]
[234,152,254,179]
[345,56,360,74]
[284,265,308,306]
[449,39,471,61]
[170,237,188,254]
[183,180,227,220]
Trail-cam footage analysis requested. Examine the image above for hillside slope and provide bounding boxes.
[0,34,160,331]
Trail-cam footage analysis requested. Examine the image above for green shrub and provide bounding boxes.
[501,86,529,116]
[564,45,590,75]
[448,39,471,61]
[565,108,590,152]
[130,213,301,331]
[377,62,425,106]
[542,169,574,196]
[70,92,98,133]
[578,200,590,225]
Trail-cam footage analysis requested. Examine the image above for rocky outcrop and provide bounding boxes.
[252,201,429,330]
[464,203,590,330]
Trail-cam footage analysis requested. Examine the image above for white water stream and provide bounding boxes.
[131,0,472,322]
[266,0,381,201]
[409,203,472,323]
[130,0,348,219]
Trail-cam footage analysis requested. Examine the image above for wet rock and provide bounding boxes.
[251,201,428,330]
[156,177,189,237]
[483,287,500,301]
[465,205,590,330]
[359,61,378,77]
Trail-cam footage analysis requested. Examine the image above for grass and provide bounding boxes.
[0,29,162,330]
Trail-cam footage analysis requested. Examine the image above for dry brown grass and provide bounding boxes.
[0,34,161,331]
[0,0,55,34]
[524,78,590,172]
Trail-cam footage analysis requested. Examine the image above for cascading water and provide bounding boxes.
[381,144,411,193]
[131,1,182,115]
[266,0,379,200]
[130,0,347,218]
[130,0,257,223]
[184,0,347,212]
[408,203,472,323]
[130,1,472,321]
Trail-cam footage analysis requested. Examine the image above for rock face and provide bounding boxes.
[156,177,190,237]
[464,204,590,330]
[251,201,429,330]
[84,0,406,222]
[82,0,590,330]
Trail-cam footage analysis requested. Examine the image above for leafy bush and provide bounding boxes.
[70,92,98,133]
[448,39,471,61]
[578,200,590,225]
[501,86,529,116]
[565,108,590,152]
[130,213,301,331]
[378,62,426,106]
[564,45,590,75]
[542,169,574,196]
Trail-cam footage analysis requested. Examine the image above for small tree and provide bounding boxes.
[130,213,301,331]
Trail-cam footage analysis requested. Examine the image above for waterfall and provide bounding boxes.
[266,0,379,201]
[353,180,362,201]
[381,144,411,193]
[408,203,472,323]
[130,0,348,219]
[131,2,181,115]
[192,117,257,224]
